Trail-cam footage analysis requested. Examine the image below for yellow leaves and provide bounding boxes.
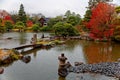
[0,49,11,60]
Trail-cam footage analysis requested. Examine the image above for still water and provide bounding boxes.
[0,32,120,80]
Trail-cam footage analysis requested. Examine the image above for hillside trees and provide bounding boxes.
[47,16,63,28]
[65,10,82,26]
[47,10,81,36]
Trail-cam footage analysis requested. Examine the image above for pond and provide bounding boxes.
[0,32,120,80]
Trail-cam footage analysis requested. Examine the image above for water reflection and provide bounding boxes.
[21,48,40,58]
[0,32,120,80]
[19,32,27,44]
[83,41,120,64]
[56,40,81,52]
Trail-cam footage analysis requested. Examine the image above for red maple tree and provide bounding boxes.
[4,15,12,21]
[2,15,14,26]
[87,2,115,39]
[26,20,33,27]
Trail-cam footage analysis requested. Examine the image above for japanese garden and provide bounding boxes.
[0,0,120,80]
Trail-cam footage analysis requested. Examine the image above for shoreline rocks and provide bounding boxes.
[0,68,4,74]
[66,62,120,78]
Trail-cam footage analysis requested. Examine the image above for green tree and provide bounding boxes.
[83,9,92,22]
[115,6,120,13]
[53,22,79,36]
[15,21,25,32]
[47,16,63,27]
[4,21,13,31]
[67,16,77,26]
[76,14,82,24]
[53,22,64,36]
[47,18,55,27]
[40,26,51,31]
[65,10,82,26]
[113,6,120,42]
[11,12,19,23]
[65,10,71,18]
[18,4,27,23]
[66,15,81,26]
[113,26,120,41]
[113,6,120,25]
[0,19,5,32]
[64,23,78,36]
[32,24,40,32]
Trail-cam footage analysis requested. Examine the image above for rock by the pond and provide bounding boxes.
[0,68,4,74]
[74,62,84,66]
[58,68,68,77]
[21,56,31,63]
[66,62,120,78]
[117,58,120,62]
[6,37,12,40]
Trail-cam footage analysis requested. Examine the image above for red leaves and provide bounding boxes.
[87,2,115,39]
[4,16,12,21]
[26,20,33,27]
[2,15,14,26]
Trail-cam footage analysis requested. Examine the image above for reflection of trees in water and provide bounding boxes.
[0,33,3,39]
[55,40,94,55]
[55,40,81,52]
[83,41,120,63]
[111,43,120,60]
[19,32,27,44]
[33,49,37,58]
[22,48,41,57]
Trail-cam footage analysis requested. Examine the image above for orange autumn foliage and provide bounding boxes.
[87,2,115,39]
[26,20,33,27]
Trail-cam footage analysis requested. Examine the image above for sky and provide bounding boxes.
[0,0,120,17]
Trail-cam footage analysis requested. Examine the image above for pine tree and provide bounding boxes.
[88,0,113,9]
[18,4,27,23]
[84,9,92,22]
